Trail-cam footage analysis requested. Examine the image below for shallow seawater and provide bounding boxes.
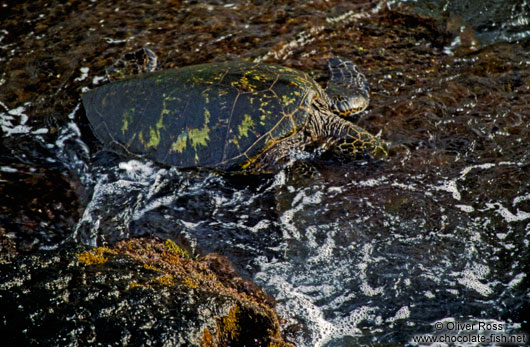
[1,0,529,345]
[24,113,527,345]
[262,166,529,345]
[387,0,530,50]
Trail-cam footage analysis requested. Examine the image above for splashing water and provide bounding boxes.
[68,141,528,345]
[1,0,529,343]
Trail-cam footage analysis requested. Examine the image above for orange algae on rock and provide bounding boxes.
[128,282,151,289]
[111,237,292,346]
[219,304,241,341]
[153,273,175,286]
[211,302,293,347]
[76,247,116,265]
[70,238,293,346]
[201,328,214,346]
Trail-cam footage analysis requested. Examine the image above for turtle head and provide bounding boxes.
[325,57,370,118]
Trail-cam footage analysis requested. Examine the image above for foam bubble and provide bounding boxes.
[92,75,106,85]
[118,159,157,179]
[424,291,435,299]
[435,179,461,200]
[433,163,517,202]
[386,306,411,323]
[455,204,474,213]
[74,66,90,82]
[454,263,494,297]
[0,166,18,173]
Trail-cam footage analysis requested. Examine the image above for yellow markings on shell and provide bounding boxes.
[121,109,134,134]
[230,136,240,149]
[145,113,165,149]
[257,95,272,126]
[238,113,255,138]
[189,126,210,149]
[229,113,254,151]
[161,93,177,117]
[258,105,271,126]
[240,158,252,170]
[231,75,254,91]
[190,108,210,150]
[202,93,210,104]
[249,71,266,82]
[229,69,273,92]
[170,109,211,154]
[241,75,250,88]
[171,132,188,153]
[282,94,296,107]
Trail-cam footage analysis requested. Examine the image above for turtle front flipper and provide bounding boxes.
[325,57,370,118]
[308,101,387,159]
[335,122,388,159]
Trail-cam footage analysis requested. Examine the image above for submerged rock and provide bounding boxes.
[0,237,291,346]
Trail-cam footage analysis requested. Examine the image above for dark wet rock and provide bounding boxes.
[0,165,83,258]
[0,237,291,346]
[388,0,530,46]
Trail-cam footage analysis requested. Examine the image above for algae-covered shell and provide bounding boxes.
[82,60,323,170]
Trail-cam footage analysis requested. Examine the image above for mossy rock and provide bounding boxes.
[0,237,292,346]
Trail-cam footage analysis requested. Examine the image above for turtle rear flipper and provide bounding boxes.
[105,48,158,81]
[325,57,370,118]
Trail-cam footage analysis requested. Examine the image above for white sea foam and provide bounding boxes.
[513,193,530,205]
[74,66,90,82]
[508,273,525,288]
[31,100,523,346]
[386,306,411,324]
[0,166,18,173]
[455,204,474,212]
[0,103,31,136]
[484,202,530,223]
[454,263,495,297]
[92,75,106,85]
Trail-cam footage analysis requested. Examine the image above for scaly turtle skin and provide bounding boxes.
[82,52,386,173]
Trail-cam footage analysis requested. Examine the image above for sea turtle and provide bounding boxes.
[82,49,386,173]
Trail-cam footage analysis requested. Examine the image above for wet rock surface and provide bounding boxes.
[0,165,83,257]
[0,237,290,346]
[1,0,529,345]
